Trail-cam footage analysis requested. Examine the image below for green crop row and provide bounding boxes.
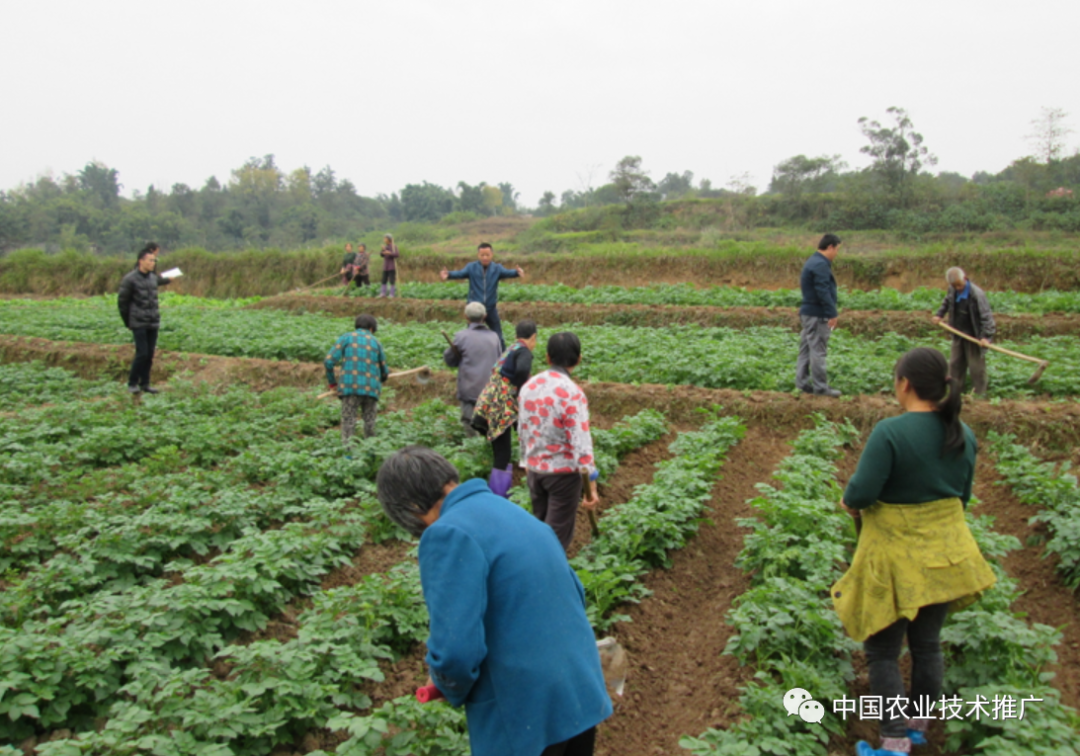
[15,280,1080,315]
[0,361,120,412]
[337,281,1080,315]
[570,412,745,630]
[3,298,1079,397]
[987,433,1080,592]
[681,417,860,756]
[681,417,1080,756]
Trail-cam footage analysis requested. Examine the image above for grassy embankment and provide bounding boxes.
[2,208,1079,297]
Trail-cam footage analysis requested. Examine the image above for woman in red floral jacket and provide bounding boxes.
[517,331,599,551]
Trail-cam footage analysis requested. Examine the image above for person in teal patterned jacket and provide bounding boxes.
[324,314,389,442]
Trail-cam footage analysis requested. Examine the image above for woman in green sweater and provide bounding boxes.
[832,347,995,756]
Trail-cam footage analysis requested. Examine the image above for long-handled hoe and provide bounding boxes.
[935,322,1049,384]
[287,273,341,296]
[316,366,432,399]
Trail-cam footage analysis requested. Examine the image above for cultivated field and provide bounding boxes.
[2,248,1079,756]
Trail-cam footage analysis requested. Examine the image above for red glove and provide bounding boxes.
[416,684,445,703]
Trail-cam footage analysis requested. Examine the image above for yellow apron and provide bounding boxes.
[831,497,996,642]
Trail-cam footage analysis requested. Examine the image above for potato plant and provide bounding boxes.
[987,432,1080,591]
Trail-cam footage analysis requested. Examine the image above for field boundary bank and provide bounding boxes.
[4,335,1079,447]
[249,295,1080,339]
[3,248,1080,297]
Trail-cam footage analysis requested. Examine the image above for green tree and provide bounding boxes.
[858,107,937,206]
[230,155,284,230]
[1026,107,1074,164]
[456,182,485,214]
[77,162,121,209]
[481,185,503,216]
[312,166,337,197]
[537,191,557,215]
[168,183,197,218]
[497,182,519,212]
[609,156,655,204]
[768,155,845,198]
[400,182,454,222]
[287,167,313,204]
[657,171,694,200]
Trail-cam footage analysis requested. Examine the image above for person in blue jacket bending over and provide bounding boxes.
[440,242,525,349]
[376,446,612,756]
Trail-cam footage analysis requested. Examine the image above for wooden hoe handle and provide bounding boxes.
[935,322,1044,364]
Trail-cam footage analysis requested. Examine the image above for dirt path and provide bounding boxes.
[250,295,1080,340]
[594,425,795,756]
[973,456,1080,710]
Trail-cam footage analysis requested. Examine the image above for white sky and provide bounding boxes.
[2,0,1077,206]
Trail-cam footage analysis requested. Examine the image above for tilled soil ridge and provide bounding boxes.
[3,335,1079,449]
[249,294,1080,339]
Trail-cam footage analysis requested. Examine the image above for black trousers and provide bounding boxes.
[381,270,397,285]
[540,726,596,756]
[492,429,513,469]
[527,470,583,551]
[864,602,950,739]
[128,327,159,389]
[484,306,505,350]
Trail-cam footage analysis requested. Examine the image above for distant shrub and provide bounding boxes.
[439,211,481,226]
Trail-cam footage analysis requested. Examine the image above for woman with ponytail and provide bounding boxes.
[831,347,996,756]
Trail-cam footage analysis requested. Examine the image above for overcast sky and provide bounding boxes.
[3,0,1077,207]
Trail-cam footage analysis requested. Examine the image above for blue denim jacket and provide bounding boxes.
[446,261,520,309]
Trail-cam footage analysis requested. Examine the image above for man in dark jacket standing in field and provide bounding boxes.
[439,242,524,349]
[444,302,502,437]
[795,233,841,397]
[933,267,996,395]
[118,243,171,394]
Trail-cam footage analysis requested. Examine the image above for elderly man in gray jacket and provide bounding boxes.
[444,302,502,436]
[933,266,996,395]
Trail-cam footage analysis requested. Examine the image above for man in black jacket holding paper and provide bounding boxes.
[795,233,842,397]
[118,243,171,394]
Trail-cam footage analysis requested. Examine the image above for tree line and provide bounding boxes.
[1,107,1077,254]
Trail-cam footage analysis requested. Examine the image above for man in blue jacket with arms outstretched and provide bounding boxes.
[440,242,525,349]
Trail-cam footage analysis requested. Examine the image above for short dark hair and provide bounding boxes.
[516,319,537,340]
[477,242,493,251]
[357,243,366,250]
[376,446,460,537]
[355,314,378,333]
[818,233,841,250]
[137,248,156,262]
[547,331,581,369]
